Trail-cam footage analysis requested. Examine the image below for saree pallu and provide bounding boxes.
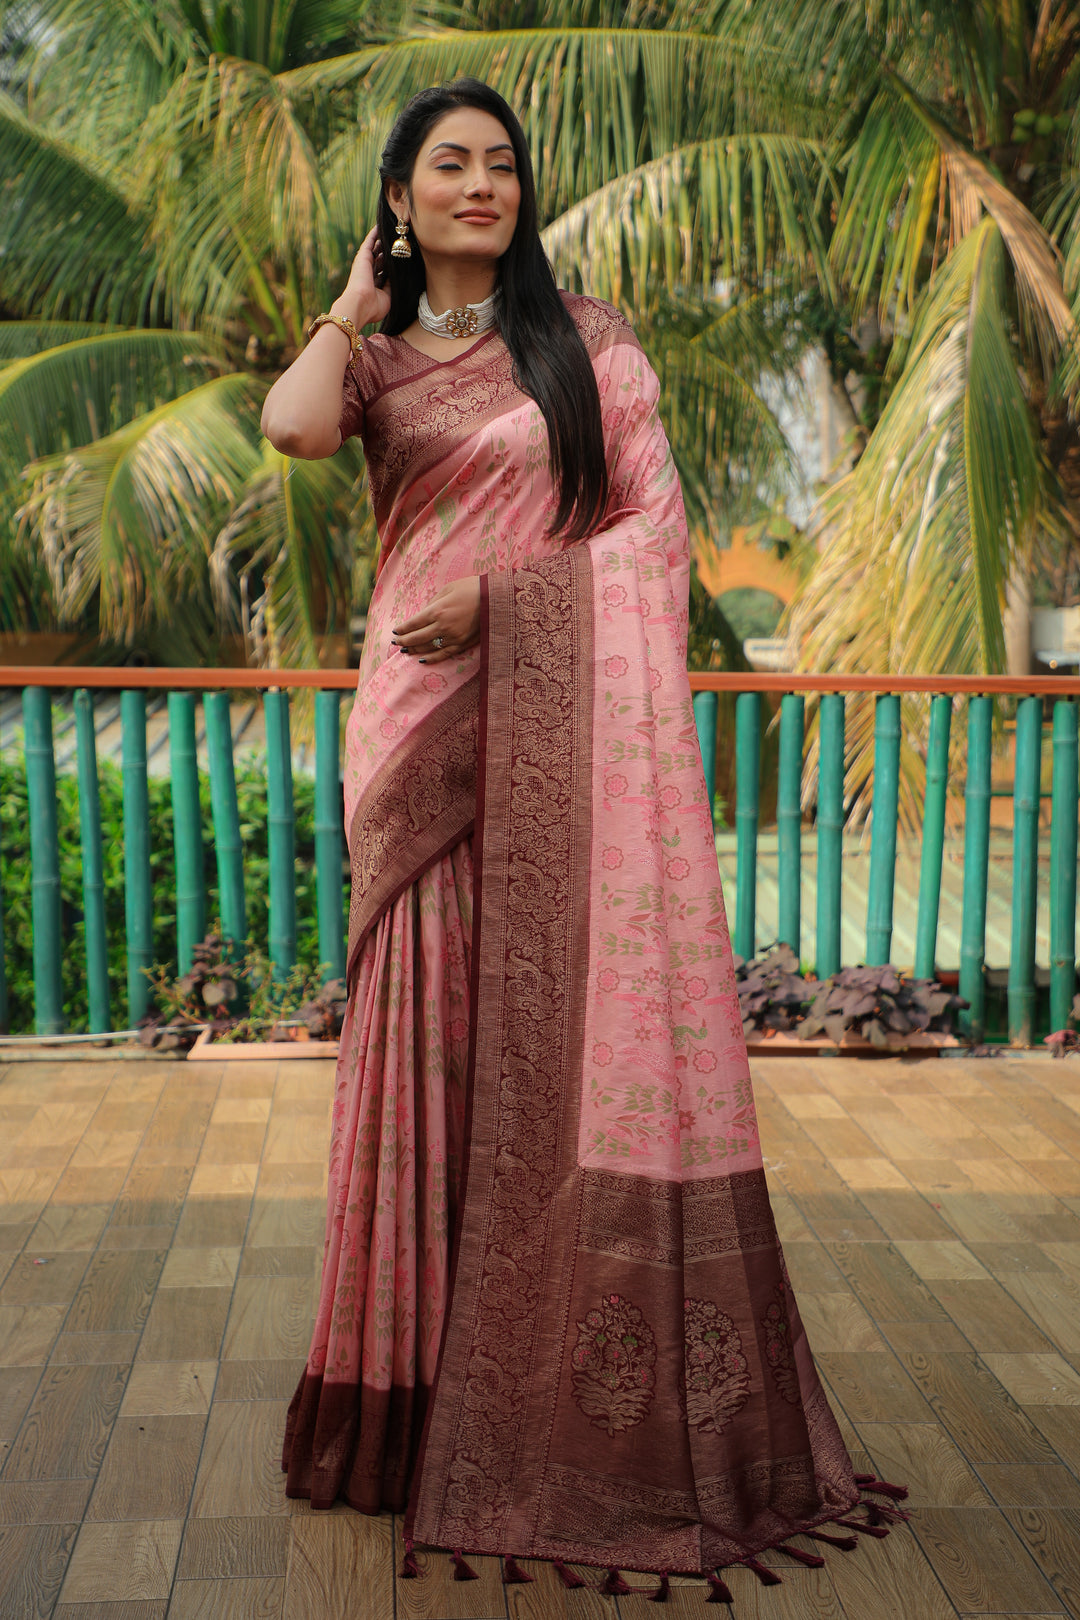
[284,297,882,1578]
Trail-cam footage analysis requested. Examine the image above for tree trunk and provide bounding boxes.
[1003,558,1032,678]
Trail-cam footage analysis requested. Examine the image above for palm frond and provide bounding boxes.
[215,437,371,667]
[886,73,1076,377]
[540,134,835,308]
[0,94,157,322]
[138,54,335,333]
[787,218,1044,823]
[19,374,265,642]
[15,0,196,165]
[284,28,742,219]
[641,317,797,540]
[830,88,941,324]
[0,328,226,481]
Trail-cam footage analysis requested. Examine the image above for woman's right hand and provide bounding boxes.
[336,226,392,327]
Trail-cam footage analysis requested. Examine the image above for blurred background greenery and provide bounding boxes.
[1,0,1078,821]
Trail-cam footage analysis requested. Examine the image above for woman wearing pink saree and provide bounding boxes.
[262,79,903,1597]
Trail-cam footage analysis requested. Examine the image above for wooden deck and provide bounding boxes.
[3,1050,1080,1620]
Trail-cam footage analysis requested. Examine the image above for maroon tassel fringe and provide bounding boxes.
[806,1530,858,1551]
[778,1543,825,1568]
[553,1559,586,1589]
[601,1568,633,1595]
[451,1550,479,1581]
[399,1538,419,1578]
[865,1500,911,1526]
[706,1572,733,1603]
[503,1555,533,1584]
[650,1571,671,1602]
[856,1473,909,1501]
[741,1557,782,1586]
[834,1517,890,1539]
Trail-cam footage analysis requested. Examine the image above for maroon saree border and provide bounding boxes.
[346,678,478,984]
[406,545,595,1554]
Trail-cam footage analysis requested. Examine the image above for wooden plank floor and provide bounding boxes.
[3,1052,1080,1619]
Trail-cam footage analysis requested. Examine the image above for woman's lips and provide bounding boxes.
[455,211,499,223]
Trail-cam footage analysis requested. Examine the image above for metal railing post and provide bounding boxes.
[1050,698,1079,1035]
[777,693,804,958]
[168,692,205,974]
[733,691,760,960]
[315,690,345,983]
[74,689,111,1033]
[816,693,845,979]
[914,694,952,980]
[22,687,63,1035]
[1009,695,1043,1044]
[958,696,993,1041]
[264,689,297,981]
[204,692,246,955]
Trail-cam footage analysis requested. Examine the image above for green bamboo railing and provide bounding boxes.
[914,694,951,981]
[74,690,110,1033]
[1,668,1078,1044]
[168,692,205,974]
[1051,699,1079,1036]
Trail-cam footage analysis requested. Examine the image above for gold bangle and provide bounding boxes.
[307,313,363,361]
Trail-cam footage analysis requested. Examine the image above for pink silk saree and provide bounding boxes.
[283,295,899,1585]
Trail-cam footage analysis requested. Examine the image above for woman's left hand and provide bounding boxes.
[392,575,482,664]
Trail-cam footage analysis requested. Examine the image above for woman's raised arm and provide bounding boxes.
[260,227,390,460]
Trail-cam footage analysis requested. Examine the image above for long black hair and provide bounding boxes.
[376,80,607,542]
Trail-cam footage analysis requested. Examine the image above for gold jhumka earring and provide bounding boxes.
[391,218,412,259]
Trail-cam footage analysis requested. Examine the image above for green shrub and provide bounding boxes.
[0,755,343,1034]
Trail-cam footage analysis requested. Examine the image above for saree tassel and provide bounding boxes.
[833,1517,889,1539]
[706,1572,733,1603]
[553,1559,586,1589]
[601,1568,633,1595]
[856,1473,908,1500]
[805,1530,858,1551]
[399,1538,420,1578]
[865,1500,910,1527]
[650,1571,671,1602]
[741,1557,782,1586]
[450,1550,479,1581]
[778,1543,825,1569]
[503,1555,533,1584]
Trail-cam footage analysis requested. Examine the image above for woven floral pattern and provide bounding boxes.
[571,1293,658,1436]
[762,1284,801,1404]
[684,1297,752,1434]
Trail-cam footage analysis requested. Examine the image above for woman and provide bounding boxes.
[263,78,900,1595]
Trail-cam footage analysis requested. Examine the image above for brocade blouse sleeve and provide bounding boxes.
[338,361,365,445]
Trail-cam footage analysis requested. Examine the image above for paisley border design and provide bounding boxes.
[346,679,478,983]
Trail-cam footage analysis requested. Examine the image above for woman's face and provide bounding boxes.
[389,106,521,267]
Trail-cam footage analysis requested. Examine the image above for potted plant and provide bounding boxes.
[139,932,346,1059]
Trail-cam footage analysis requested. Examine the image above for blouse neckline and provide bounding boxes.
[389,328,501,370]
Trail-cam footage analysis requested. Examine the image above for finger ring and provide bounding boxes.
[432,636,444,649]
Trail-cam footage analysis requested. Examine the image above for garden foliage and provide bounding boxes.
[0,755,342,1034]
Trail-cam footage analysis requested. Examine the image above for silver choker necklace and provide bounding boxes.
[417,291,498,340]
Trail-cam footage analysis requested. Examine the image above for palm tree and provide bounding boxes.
[1,0,1077,808]
[0,0,821,666]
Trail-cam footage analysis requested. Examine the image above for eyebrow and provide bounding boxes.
[429,141,515,156]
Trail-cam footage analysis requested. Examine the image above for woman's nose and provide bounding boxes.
[463,167,495,197]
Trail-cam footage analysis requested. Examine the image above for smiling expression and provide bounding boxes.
[388,106,522,269]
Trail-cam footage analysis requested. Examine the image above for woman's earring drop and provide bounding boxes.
[391,218,412,259]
